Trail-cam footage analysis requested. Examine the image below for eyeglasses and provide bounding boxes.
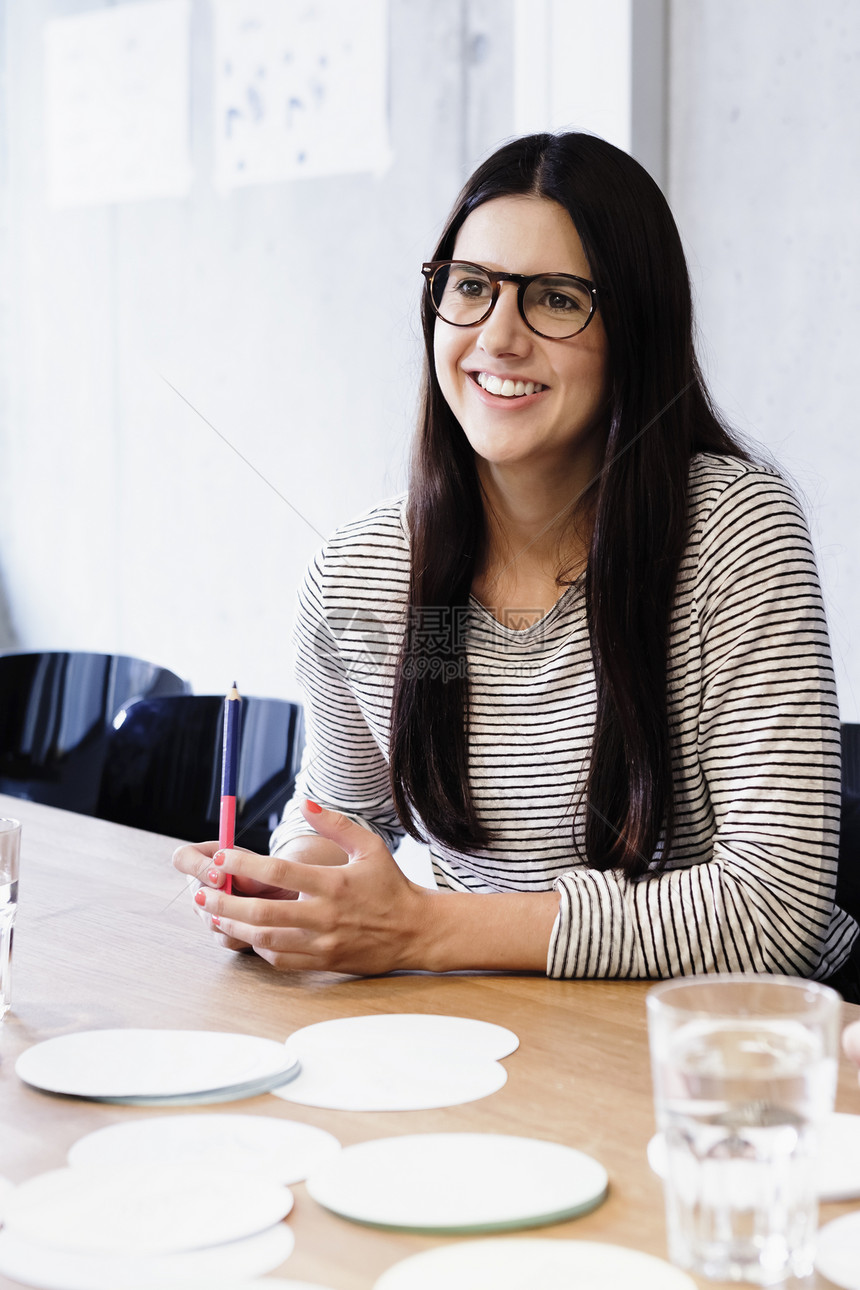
[421,260,600,340]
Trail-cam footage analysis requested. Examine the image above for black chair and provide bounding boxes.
[96,695,304,853]
[0,652,188,815]
[838,723,860,924]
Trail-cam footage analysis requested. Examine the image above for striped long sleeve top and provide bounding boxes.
[271,453,858,979]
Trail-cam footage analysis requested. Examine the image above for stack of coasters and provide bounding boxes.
[0,1164,295,1288]
[15,1028,300,1106]
[273,1013,518,1111]
[307,1132,609,1233]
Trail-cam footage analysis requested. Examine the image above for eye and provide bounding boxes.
[456,277,489,298]
[431,263,495,324]
[523,276,593,334]
[447,265,493,300]
[537,288,585,314]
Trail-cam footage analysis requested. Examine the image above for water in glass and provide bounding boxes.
[658,1016,837,1284]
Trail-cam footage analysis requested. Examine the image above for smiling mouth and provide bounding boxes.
[474,372,545,398]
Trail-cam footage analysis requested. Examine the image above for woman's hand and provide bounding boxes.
[180,801,433,974]
[171,829,348,953]
[844,1018,860,1074]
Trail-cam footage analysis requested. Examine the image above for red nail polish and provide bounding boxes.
[213,851,225,866]
[207,869,220,885]
[306,800,323,814]
[211,915,221,929]
[194,889,206,906]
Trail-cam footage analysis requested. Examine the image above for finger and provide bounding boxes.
[195,886,320,930]
[205,860,228,890]
[210,913,320,964]
[172,841,221,882]
[843,1019,860,1065]
[217,847,335,900]
[253,946,331,971]
[184,855,296,904]
[298,799,379,863]
[201,845,289,898]
[189,882,229,935]
[183,851,236,893]
[211,922,253,952]
[229,873,300,899]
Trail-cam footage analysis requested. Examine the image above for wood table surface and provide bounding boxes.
[1,793,858,1289]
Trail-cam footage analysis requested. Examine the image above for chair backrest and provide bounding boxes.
[838,723,860,925]
[96,694,304,853]
[844,723,860,797]
[0,652,188,814]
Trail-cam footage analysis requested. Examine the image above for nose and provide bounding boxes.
[476,282,531,356]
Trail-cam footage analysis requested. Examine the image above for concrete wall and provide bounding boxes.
[0,0,515,700]
[1,0,857,728]
[670,0,860,719]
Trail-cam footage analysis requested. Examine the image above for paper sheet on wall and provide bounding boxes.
[44,1,192,208]
[212,0,392,190]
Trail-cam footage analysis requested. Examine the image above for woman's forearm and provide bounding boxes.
[415,888,560,973]
[179,805,561,976]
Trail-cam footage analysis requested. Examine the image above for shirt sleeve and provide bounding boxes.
[548,468,856,980]
[269,544,405,858]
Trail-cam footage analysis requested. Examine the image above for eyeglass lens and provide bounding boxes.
[430,262,593,338]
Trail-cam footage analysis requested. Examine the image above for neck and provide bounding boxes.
[476,454,599,577]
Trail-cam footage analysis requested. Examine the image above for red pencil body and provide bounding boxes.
[219,685,242,895]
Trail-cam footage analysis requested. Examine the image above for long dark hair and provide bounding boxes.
[389,132,746,878]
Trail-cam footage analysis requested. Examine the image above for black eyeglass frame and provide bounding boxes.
[421,260,601,340]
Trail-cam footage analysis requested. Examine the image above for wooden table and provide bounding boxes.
[1,794,858,1289]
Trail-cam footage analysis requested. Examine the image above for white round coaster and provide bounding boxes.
[287,1014,519,1058]
[374,1237,697,1289]
[0,1224,294,1290]
[273,1014,515,1111]
[3,1165,293,1255]
[648,1111,860,1202]
[273,1044,505,1111]
[69,1114,341,1185]
[15,1030,299,1102]
[816,1211,860,1290]
[307,1133,608,1233]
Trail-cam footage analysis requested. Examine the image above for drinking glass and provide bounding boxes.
[0,817,21,1019]
[647,974,841,1284]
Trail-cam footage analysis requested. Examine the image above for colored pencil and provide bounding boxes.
[219,683,242,896]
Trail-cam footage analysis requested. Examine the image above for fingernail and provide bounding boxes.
[207,869,221,885]
[306,799,323,814]
[194,889,206,907]
[211,915,221,929]
[213,851,225,866]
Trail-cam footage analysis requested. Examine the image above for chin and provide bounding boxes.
[467,440,528,467]
[473,445,548,472]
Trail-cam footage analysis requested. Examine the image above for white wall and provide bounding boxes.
[0,0,515,700]
[669,0,860,720]
[1,0,857,730]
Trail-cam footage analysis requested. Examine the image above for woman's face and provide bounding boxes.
[433,195,610,479]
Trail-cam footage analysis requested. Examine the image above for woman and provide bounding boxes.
[175,132,857,990]
[846,1019,860,1071]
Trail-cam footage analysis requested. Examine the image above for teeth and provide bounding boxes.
[476,373,543,397]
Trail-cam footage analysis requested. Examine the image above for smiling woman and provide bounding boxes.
[431,195,609,495]
[173,132,859,999]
